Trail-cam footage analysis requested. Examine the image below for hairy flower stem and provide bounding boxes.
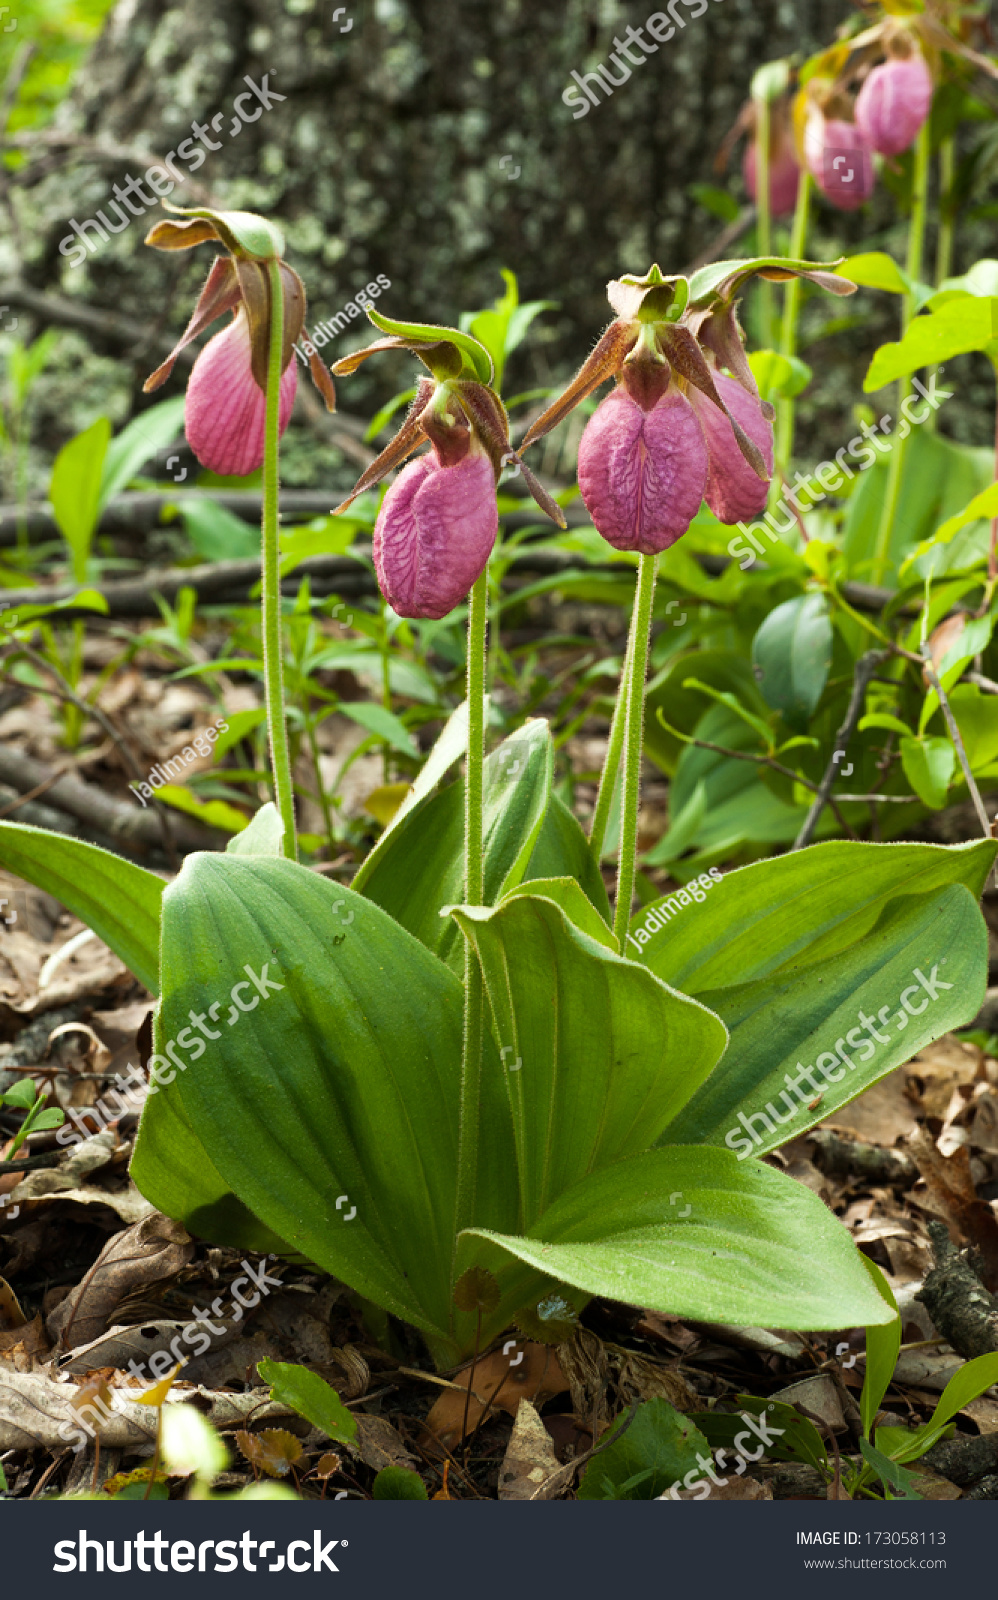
[774,169,811,479]
[871,119,931,587]
[454,570,488,1251]
[755,94,773,349]
[263,258,297,859]
[589,624,634,864]
[613,555,657,948]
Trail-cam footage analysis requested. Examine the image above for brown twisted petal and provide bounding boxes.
[330,336,463,379]
[144,217,222,251]
[695,303,774,420]
[328,378,437,515]
[142,255,241,393]
[520,320,638,449]
[233,258,308,392]
[660,324,767,481]
[457,382,566,527]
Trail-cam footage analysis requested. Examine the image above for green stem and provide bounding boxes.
[870,119,931,588]
[588,624,633,864]
[613,555,657,949]
[262,258,297,859]
[775,169,812,477]
[454,571,488,1250]
[755,97,773,349]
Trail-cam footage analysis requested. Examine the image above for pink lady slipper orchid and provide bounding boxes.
[855,46,933,157]
[803,106,875,211]
[520,262,848,550]
[143,205,335,475]
[330,311,565,619]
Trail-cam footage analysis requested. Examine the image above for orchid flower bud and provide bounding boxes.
[143,204,335,476]
[743,138,801,219]
[330,306,566,619]
[804,113,875,210]
[855,50,933,157]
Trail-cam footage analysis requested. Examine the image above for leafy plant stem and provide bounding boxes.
[756,93,773,348]
[775,168,811,474]
[588,625,633,863]
[870,119,931,587]
[454,569,488,1252]
[613,554,656,947]
[922,659,992,839]
[262,258,297,861]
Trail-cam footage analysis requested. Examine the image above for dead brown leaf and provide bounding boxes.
[0,1313,48,1361]
[498,1398,561,1500]
[424,1342,569,1446]
[909,1127,998,1289]
[46,1212,193,1351]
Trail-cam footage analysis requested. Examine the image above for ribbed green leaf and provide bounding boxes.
[465,1147,893,1330]
[452,895,727,1225]
[663,882,987,1154]
[0,822,163,994]
[354,721,553,972]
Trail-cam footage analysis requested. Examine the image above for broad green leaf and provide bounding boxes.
[181,497,259,561]
[131,1081,293,1257]
[643,780,707,867]
[354,720,553,973]
[837,252,910,294]
[339,700,418,758]
[865,298,998,391]
[901,480,998,573]
[100,396,186,508]
[257,1360,357,1445]
[0,822,163,994]
[900,735,954,808]
[464,1146,894,1331]
[843,429,992,587]
[521,790,612,924]
[501,878,617,950]
[212,708,266,759]
[680,679,774,745]
[633,838,995,997]
[577,1399,709,1500]
[662,882,987,1155]
[859,713,913,737]
[751,594,832,731]
[860,1257,902,1441]
[366,307,493,383]
[452,896,727,1227]
[132,853,515,1361]
[747,349,812,401]
[693,1396,828,1473]
[878,1353,998,1464]
[944,685,998,771]
[687,257,854,308]
[226,801,285,856]
[50,416,112,583]
[859,1439,922,1499]
[377,698,469,841]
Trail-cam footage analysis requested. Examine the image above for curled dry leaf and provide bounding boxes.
[46,1212,193,1351]
[424,1341,569,1447]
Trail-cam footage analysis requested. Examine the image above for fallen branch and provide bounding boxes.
[0,746,213,854]
[916,1219,998,1361]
